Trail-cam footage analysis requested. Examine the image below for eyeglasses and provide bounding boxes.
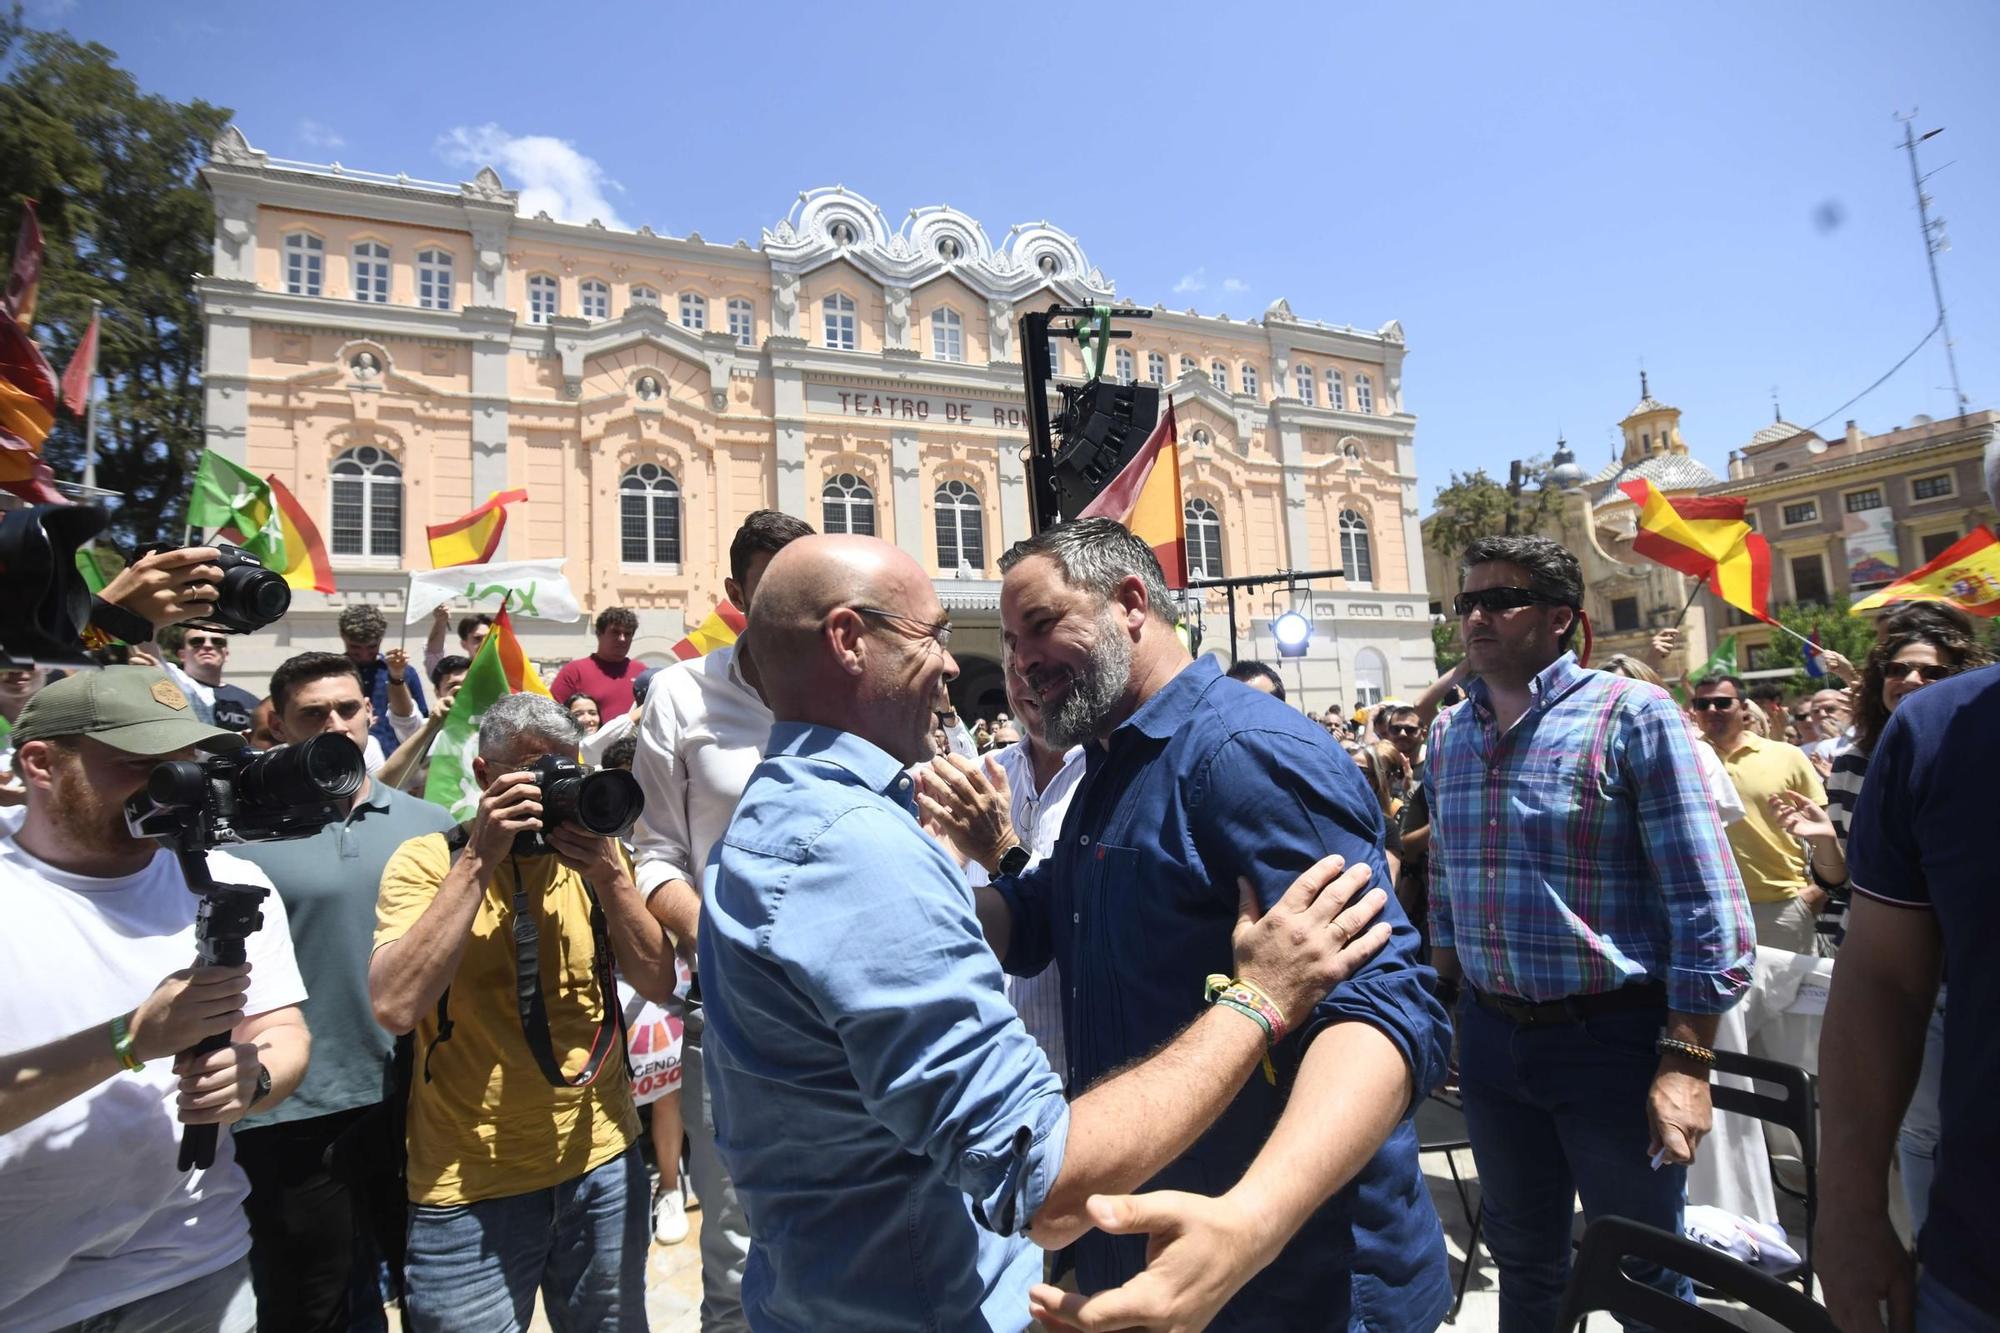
[1885,662,1956,684]
[851,606,954,650]
[1453,587,1571,617]
[1689,696,1738,712]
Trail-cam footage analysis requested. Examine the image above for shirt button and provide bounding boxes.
[1072,912,1080,923]
[1079,835,1091,847]
[1489,818,1497,827]
[1487,870,1496,879]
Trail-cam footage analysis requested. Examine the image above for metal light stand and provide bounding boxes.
[1185,568,1342,665]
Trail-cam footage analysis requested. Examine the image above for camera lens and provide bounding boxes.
[218,562,291,630]
[237,733,364,810]
[145,759,212,810]
[570,769,644,835]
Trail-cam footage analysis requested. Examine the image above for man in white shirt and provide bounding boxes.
[631,510,812,1332]
[159,626,260,736]
[0,667,310,1333]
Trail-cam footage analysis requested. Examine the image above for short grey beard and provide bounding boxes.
[1038,607,1133,749]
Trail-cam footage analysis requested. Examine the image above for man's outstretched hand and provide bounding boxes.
[1029,1191,1273,1333]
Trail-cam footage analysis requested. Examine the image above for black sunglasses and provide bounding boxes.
[1689,696,1738,712]
[1453,587,1571,617]
[1885,662,1956,684]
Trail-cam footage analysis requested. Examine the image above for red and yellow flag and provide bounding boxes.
[1619,479,1772,621]
[492,605,552,696]
[266,474,336,594]
[0,202,63,504]
[671,599,746,660]
[427,488,529,568]
[59,308,97,416]
[6,200,42,330]
[1079,397,1188,588]
[1850,525,2000,618]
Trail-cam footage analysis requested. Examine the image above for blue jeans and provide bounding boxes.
[1918,1272,2000,1333]
[1457,997,1693,1333]
[402,1145,649,1333]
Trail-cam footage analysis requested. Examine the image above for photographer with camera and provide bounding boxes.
[0,667,309,1333]
[226,652,458,1333]
[369,693,676,1333]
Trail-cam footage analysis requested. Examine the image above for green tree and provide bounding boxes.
[1431,617,1463,673]
[1760,596,1877,693]
[0,12,228,548]
[1425,455,1567,561]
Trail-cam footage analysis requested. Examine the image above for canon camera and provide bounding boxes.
[513,753,645,856]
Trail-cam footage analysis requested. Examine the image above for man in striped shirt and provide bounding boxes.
[1427,535,1756,1333]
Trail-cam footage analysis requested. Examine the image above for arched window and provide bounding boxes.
[931,307,964,363]
[1241,364,1259,397]
[351,241,390,303]
[1147,351,1167,383]
[526,274,559,324]
[630,285,659,306]
[822,472,877,536]
[1326,368,1346,411]
[283,232,323,296]
[1185,498,1223,579]
[1355,372,1374,414]
[1177,355,1196,380]
[1294,363,1317,406]
[620,464,682,566]
[1115,347,1135,384]
[823,293,856,350]
[1339,508,1374,584]
[726,297,755,346]
[679,291,707,330]
[416,249,454,310]
[329,445,402,559]
[935,480,985,572]
[580,279,610,322]
[1353,647,1389,708]
[1209,360,1228,392]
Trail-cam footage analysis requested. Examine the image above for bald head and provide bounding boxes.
[750,535,959,763]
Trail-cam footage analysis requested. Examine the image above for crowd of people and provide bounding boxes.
[0,445,1993,1333]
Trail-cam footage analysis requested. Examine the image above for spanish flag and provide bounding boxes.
[1850,525,2000,618]
[427,489,529,568]
[1619,479,1772,621]
[267,474,336,594]
[490,604,553,696]
[1079,397,1188,588]
[671,600,746,660]
[0,202,64,504]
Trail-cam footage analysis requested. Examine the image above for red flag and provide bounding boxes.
[4,200,42,328]
[59,309,97,416]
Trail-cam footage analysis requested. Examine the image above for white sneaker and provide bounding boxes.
[654,1190,690,1245]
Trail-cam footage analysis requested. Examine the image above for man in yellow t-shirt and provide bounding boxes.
[1691,672,1843,954]
[370,694,678,1333]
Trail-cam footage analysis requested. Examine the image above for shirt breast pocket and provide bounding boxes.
[1079,843,1143,961]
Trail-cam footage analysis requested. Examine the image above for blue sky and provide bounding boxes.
[44,0,2000,504]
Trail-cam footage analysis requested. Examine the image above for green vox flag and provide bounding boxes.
[1672,634,1737,705]
[74,546,125,597]
[187,449,284,567]
[422,629,509,819]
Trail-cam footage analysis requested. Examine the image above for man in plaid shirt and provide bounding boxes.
[1426,534,1755,1333]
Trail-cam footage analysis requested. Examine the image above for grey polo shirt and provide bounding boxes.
[232,780,456,1128]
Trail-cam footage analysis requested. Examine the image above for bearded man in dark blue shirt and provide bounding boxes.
[936,519,1451,1331]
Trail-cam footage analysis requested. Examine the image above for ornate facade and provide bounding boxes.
[197,127,1433,711]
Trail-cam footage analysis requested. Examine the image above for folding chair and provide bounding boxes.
[1558,1216,1837,1333]
[1708,1047,1818,1296]
[1416,1090,1484,1323]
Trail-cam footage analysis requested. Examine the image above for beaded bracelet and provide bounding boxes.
[109,1012,143,1072]
[1203,974,1289,1047]
[1655,1036,1716,1067]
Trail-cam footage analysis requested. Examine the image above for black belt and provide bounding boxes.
[1471,981,1666,1027]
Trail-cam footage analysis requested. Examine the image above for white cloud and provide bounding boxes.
[296,118,346,152]
[438,124,627,229]
[1171,267,1207,294]
[1221,277,1249,294]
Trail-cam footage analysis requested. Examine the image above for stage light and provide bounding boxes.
[1271,610,1312,658]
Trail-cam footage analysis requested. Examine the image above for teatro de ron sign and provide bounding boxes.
[804,380,1028,431]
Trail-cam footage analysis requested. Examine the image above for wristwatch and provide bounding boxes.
[247,1064,273,1107]
[995,842,1031,877]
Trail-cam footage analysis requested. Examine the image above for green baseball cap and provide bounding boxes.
[12,667,247,756]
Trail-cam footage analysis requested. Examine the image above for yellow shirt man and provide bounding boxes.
[376,833,638,1206]
[1709,732,1828,950]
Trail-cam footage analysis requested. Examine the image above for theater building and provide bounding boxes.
[197,126,1434,712]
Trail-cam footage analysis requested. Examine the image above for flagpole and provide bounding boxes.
[80,300,101,490]
[1669,577,1705,629]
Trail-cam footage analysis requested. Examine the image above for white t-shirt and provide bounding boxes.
[0,839,307,1333]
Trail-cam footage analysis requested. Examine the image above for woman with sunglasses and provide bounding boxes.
[1781,602,1986,1244]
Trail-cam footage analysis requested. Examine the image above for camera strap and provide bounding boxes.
[509,852,630,1090]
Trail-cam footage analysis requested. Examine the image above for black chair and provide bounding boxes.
[1558,1216,1837,1333]
[1708,1047,1818,1295]
[1416,1090,1484,1323]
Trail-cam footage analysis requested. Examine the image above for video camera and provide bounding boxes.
[513,754,644,857]
[133,540,292,635]
[123,733,365,1171]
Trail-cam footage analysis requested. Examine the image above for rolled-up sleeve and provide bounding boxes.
[777,807,1071,1234]
[630,684,694,897]
[1623,697,1755,1013]
[1190,730,1451,1103]
[994,860,1056,979]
